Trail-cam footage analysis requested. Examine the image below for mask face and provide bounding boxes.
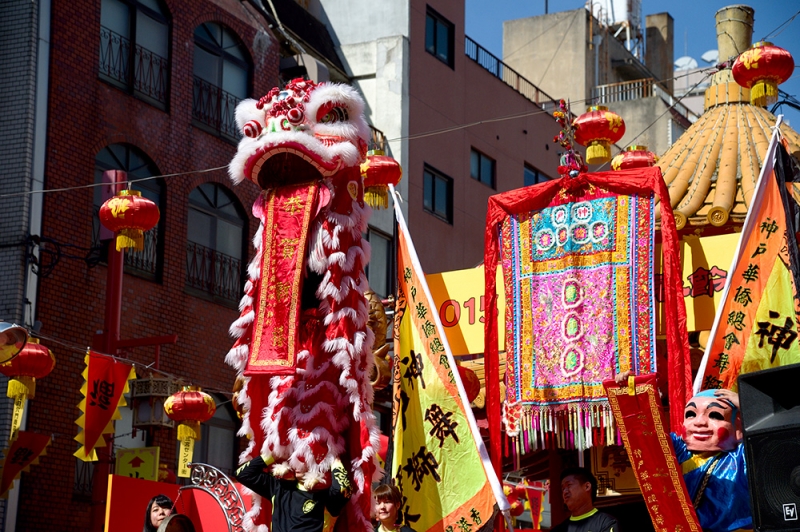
[683,394,741,452]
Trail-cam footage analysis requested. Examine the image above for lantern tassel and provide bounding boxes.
[7,376,35,399]
[177,437,195,478]
[177,421,201,442]
[10,395,26,441]
[586,141,612,165]
[116,229,144,251]
[750,80,779,107]
[364,186,390,209]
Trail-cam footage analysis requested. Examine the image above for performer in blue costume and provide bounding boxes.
[670,388,752,532]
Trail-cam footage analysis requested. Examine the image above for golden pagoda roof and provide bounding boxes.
[656,73,800,230]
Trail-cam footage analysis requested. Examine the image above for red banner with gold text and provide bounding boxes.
[74,352,135,461]
[245,183,320,375]
[603,374,701,532]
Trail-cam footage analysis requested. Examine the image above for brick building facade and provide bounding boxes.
[7,0,280,529]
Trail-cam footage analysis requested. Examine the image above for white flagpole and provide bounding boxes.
[693,115,784,393]
[389,184,512,524]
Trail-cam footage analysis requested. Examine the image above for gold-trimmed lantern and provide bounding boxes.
[164,386,216,477]
[361,150,402,209]
[733,42,794,107]
[99,189,160,251]
[573,106,626,165]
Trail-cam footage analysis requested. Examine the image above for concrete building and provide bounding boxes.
[503,7,698,159]
[317,0,562,274]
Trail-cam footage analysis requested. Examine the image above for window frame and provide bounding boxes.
[191,22,252,142]
[470,148,496,189]
[364,227,395,298]
[185,182,248,307]
[98,0,171,110]
[523,163,552,187]
[425,6,455,68]
[423,164,454,224]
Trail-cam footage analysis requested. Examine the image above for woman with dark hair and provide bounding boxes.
[143,494,173,532]
[373,484,416,532]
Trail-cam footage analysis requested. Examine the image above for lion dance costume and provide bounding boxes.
[226,79,399,531]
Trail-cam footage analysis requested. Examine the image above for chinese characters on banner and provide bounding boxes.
[392,192,508,532]
[74,351,136,461]
[697,130,800,392]
[0,431,51,498]
[603,374,701,532]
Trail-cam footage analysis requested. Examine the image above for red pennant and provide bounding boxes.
[74,352,135,460]
[0,431,51,498]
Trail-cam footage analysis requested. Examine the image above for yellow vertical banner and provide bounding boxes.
[392,189,508,532]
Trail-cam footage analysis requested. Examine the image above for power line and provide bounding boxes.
[0,165,229,200]
[32,330,234,398]
[761,8,800,40]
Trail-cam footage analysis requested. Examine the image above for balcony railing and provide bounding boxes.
[99,26,168,108]
[192,76,242,142]
[592,78,698,122]
[465,36,562,114]
[186,241,242,304]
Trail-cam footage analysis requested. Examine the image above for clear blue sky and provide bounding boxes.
[465,0,800,127]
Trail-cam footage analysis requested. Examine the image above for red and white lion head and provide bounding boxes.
[226,79,382,532]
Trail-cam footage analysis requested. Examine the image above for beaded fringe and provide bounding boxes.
[507,403,619,468]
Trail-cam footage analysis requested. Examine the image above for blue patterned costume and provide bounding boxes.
[670,433,752,531]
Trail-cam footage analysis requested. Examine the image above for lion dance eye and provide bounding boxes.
[320,106,349,124]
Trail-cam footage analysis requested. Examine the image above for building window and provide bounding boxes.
[99,0,170,108]
[425,7,454,68]
[423,165,453,224]
[470,149,495,188]
[185,183,246,306]
[524,164,552,187]
[365,228,393,298]
[192,22,251,142]
[178,396,237,475]
[92,144,165,280]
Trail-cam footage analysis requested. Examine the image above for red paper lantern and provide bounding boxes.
[0,338,55,440]
[573,106,626,165]
[360,150,402,209]
[164,386,216,440]
[611,145,658,171]
[0,338,55,399]
[733,42,794,107]
[457,365,481,404]
[99,189,160,252]
[164,386,216,478]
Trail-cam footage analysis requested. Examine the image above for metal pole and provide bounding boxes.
[90,169,126,532]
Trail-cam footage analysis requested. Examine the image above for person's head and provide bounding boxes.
[373,484,403,526]
[560,467,597,514]
[683,390,742,453]
[144,494,172,532]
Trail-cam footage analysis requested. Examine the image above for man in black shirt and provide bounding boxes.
[551,467,618,532]
[235,455,352,532]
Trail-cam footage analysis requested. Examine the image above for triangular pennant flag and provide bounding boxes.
[0,431,51,498]
[74,351,135,461]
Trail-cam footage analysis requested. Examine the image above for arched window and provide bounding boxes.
[192,22,251,141]
[185,183,246,305]
[99,0,170,108]
[93,144,165,280]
